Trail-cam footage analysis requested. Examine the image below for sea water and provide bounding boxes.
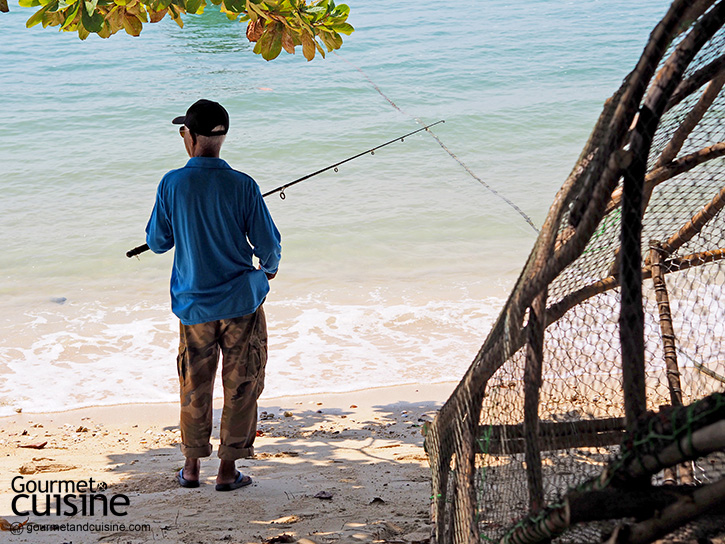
[0,0,670,415]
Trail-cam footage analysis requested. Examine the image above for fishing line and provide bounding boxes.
[334,51,540,234]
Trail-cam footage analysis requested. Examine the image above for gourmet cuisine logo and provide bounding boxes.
[9,476,130,517]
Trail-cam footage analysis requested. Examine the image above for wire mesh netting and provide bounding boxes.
[425,2,725,543]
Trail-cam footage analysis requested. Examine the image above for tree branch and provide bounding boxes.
[12,0,353,60]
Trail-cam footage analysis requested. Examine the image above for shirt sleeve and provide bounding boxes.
[145,182,174,254]
[246,183,282,274]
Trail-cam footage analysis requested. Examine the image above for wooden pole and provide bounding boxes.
[650,242,695,484]
[524,290,547,513]
[619,106,651,431]
[649,243,684,407]
[650,243,681,485]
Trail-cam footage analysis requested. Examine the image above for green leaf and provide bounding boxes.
[25,2,53,27]
[299,31,315,60]
[43,8,64,26]
[151,0,172,9]
[61,1,81,28]
[83,0,96,16]
[148,6,167,22]
[18,0,41,7]
[332,3,348,16]
[98,18,112,36]
[259,20,282,60]
[318,28,340,51]
[122,11,142,34]
[329,21,352,34]
[106,5,123,30]
[281,26,295,54]
[247,1,268,19]
[81,3,103,31]
[185,0,203,14]
[222,0,243,12]
[167,3,183,27]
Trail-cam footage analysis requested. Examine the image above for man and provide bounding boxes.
[145,99,281,491]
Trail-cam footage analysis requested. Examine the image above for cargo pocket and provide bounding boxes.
[249,335,267,398]
[177,339,188,383]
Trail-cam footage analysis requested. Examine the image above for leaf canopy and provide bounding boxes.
[7,0,353,60]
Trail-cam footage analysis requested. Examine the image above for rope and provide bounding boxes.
[334,52,540,234]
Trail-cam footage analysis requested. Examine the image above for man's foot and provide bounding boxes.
[216,459,252,490]
[178,458,200,488]
[215,471,252,492]
[177,469,200,488]
[216,459,237,485]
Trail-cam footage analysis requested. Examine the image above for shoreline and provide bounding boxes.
[1,382,456,543]
[0,381,459,420]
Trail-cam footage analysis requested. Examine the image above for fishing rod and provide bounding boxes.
[126,120,445,258]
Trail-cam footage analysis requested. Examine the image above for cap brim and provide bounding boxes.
[171,116,186,125]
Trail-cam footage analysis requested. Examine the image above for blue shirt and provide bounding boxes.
[145,157,282,325]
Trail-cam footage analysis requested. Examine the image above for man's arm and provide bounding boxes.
[247,185,282,277]
[145,186,174,254]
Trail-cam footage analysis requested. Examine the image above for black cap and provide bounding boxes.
[172,99,229,136]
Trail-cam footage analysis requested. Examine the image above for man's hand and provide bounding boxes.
[263,270,277,280]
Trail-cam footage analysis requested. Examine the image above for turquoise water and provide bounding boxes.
[0,0,670,414]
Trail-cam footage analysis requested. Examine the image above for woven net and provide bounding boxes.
[425,2,725,543]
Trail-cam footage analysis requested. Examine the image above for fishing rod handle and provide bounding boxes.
[126,244,150,258]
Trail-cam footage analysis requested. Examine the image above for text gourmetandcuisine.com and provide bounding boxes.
[23,522,152,534]
[11,477,130,517]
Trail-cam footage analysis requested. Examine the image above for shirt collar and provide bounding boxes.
[185,157,231,169]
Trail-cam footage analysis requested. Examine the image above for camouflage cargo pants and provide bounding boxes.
[176,305,267,460]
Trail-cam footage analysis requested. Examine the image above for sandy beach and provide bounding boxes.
[0,383,455,544]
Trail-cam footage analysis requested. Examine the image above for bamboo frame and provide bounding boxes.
[477,418,625,455]
[604,141,725,220]
[655,72,725,169]
[497,414,725,544]
[649,244,684,408]
[605,478,725,544]
[427,5,725,543]
[667,51,725,111]
[524,291,547,512]
[661,184,725,255]
[545,247,725,327]
[551,179,725,326]
[649,243,695,485]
